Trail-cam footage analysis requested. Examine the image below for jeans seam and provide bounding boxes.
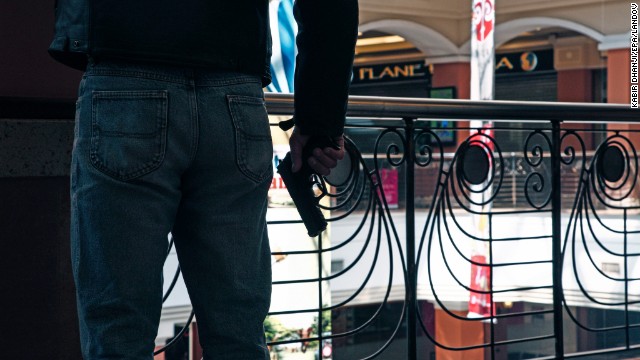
[228,96,273,184]
[187,82,199,168]
[86,70,189,84]
[71,192,80,280]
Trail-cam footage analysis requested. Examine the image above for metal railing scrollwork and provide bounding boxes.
[158,94,640,360]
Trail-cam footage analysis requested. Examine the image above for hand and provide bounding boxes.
[289,127,345,176]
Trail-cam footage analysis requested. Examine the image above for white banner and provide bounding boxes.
[470,0,495,102]
[469,0,496,319]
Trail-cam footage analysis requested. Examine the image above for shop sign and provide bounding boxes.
[352,61,429,84]
[495,49,554,74]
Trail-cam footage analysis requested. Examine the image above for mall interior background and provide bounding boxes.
[0,0,637,359]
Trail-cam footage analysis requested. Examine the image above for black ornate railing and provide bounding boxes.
[162,94,640,360]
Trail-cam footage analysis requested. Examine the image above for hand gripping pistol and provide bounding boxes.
[276,119,341,237]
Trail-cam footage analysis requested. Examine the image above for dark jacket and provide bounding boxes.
[49,0,358,137]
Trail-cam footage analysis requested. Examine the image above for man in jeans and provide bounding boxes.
[49,1,358,359]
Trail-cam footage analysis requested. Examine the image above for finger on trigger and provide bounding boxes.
[325,147,345,161]
[315,152,338,168]
[308,158,329,176]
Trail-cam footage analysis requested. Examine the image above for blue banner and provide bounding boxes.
[268,0,297,93]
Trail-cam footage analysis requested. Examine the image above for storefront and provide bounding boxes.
[349,60,432,97]
[494,49,557,102]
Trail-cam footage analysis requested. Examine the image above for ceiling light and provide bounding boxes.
[356,35,406,47]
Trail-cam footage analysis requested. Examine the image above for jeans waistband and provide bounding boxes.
[85,57,263,87]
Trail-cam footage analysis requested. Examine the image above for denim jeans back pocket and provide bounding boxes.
[227,95,273,183]
[90,90,168,181]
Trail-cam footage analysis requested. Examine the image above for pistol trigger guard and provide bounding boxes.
[278,118,295,131]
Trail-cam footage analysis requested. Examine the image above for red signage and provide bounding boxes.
[468,254,493,318]
[379,168,398,209]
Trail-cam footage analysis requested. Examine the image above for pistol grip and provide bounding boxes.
[277,153,327,237]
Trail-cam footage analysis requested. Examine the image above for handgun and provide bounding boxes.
[277,135,341,237]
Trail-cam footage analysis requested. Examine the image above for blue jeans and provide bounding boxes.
[71,59,273,359]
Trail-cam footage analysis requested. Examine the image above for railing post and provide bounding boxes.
[318,231,324,354]
[404,117,417,360]
[624,209,630,349]
[551,120,565,359]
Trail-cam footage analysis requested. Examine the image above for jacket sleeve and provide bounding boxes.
[292,0,359,138]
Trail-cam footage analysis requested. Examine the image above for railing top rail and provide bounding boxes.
[0,94,637,123]
[265,93,640,123]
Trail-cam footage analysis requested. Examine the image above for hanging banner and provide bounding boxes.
[470,0,495,101]
[468,0,495,319]
[267,0,297,93]
[469,255,492,317]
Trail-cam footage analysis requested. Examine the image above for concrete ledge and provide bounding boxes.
[0,119,74,177]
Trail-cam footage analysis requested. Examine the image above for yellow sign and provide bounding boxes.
[495,56,514,71]
[357,64,426,81]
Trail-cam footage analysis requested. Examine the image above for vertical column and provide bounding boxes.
[607,49,640,147]
[557,69,593,103]
[431,62,471,150]
[431,62,471,99]
[557,69,596,150]
[607,49,632,104]
[434,309,485,360]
